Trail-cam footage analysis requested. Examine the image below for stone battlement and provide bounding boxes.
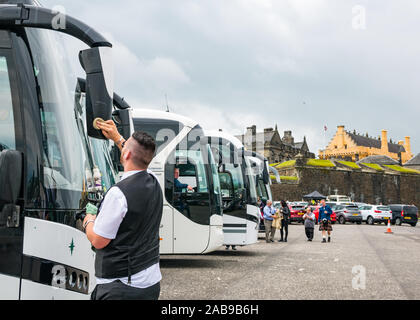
[270,158,420,207]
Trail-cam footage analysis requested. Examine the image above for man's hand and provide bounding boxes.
[187,185,194,191]
[83,213,96,228]
[96,120,121,144]
[83,213,111,250]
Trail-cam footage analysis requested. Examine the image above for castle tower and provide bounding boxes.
[381,130,388,153]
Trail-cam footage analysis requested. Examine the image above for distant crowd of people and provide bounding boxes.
[258,198,333,244]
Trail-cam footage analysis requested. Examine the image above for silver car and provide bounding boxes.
[334,204,363,224]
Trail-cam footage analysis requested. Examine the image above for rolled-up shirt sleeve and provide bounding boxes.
[263,206,275,220]
[93,186,128,240]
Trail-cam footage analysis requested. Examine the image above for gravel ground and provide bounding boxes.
[159,223,420,300]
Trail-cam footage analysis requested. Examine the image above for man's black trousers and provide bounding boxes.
[91,280,160,300]
[305,227,314,240]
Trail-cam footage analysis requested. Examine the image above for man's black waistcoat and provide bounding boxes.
[95,171,163,279]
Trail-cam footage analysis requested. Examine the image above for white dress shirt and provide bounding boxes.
[93,170,162,289]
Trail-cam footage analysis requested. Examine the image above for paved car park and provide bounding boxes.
[159,223,420,300]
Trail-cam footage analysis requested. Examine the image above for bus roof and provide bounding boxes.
[132,108,198,128]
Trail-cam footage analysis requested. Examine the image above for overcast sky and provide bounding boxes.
[43,0,420,157]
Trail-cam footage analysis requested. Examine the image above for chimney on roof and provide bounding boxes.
[381,130,388,153]
[247,125,256,136]
[405,136,411,156]
[337,125,345,149]
[282,130,294,145]
[245,125,257,152]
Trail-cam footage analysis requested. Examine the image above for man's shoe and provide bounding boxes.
[328,237,331,243]
[284,239,288,242]
[270,239,274,243]
[278,239,283,242]
[232,246,237,251]
[322,239,327,243]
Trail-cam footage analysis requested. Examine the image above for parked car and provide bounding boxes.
[326,195,351,203]
[271,201,306,224]
[326,202,338,209]
[294,201,309,208]
[354,202,368,208]
[288,204,306,224]
[359,205,392,225]
[334,204,363,224]
[389,204,418,227]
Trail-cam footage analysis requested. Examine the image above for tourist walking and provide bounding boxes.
[318,199,333,243]
[279,200,290,242]
[263,200,277,243]
[303,207,315,241]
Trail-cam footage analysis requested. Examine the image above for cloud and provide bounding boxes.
[102,33,190,94]
[41,0,420,157]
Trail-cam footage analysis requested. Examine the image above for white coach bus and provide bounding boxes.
[205,130,260,247]
[0,1,121,299]
[132,109,224,254]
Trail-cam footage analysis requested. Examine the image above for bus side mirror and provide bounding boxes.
[79,47,114,139]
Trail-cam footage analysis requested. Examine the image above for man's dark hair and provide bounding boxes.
[130,131,156,168]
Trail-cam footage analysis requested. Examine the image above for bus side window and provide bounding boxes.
[165,163,175,203]
[0,55,15,153]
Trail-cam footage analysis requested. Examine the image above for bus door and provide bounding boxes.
[166,147,211,254]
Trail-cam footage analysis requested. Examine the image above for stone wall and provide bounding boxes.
[271,165,420,207]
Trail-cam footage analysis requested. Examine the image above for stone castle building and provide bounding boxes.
[235,125,315,164]
[319,125,413,164]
